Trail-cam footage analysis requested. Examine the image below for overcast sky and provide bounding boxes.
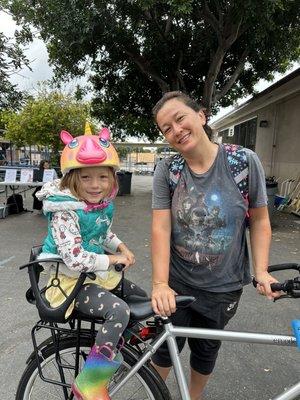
[0,11,87,95]
[1,10,299,123]
[1,11,53,91]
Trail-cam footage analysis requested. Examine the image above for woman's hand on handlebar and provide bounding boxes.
[255,271,281,300]
[151,283,177,317]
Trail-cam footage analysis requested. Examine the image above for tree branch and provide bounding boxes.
[202,1,222,41]
[223,17,244,48]
[202,45,226,110]
[214,49,249,102]
[142,9,172,46]
[165,15,172,36]
[175,51,186,91]
[202,4,246,110]
[123,48,169,92]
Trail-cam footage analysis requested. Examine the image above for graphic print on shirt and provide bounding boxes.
[173,182,235,269]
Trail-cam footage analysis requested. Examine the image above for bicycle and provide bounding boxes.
[17,246,300,400]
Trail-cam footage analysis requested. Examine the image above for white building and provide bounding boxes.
[211,68,300,180]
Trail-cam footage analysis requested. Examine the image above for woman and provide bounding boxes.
[32,160,57,211]
[150,91,279,400]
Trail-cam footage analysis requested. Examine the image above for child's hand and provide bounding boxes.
[121,248,135,266]
[108,254,133,270]
[117,243,136,268]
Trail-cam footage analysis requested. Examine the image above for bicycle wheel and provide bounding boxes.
[16,337,171,400]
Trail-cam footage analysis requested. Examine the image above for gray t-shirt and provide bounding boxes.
[152,145,268,292]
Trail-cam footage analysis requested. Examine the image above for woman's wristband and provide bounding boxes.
[152,281,169,287]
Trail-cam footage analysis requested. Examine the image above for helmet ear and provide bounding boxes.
[60,130,74,144]
[99,127,110,141]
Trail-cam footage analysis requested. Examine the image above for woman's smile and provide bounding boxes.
[177,132,191,144]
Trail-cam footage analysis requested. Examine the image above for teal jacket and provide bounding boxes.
[37,180,114,256]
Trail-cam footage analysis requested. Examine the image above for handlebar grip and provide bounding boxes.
[252,278,284,292]
[114,263,125,272]
[270,282,285,292]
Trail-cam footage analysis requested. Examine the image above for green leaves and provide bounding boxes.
[0,30,31,110]
[3,87,90,151]
[2,0,300,140]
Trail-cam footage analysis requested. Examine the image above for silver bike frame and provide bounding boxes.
[110,319,298,400]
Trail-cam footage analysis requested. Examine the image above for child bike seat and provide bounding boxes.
[20,245,96,324]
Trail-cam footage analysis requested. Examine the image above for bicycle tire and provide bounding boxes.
[16,336,171,400]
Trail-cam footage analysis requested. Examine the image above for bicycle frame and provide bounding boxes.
[110,318,299,400]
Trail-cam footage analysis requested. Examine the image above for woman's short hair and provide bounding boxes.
[152,91,213,139]
[60,167,118,200]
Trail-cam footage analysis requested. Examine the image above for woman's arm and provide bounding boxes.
[249,206,279,299]
[151,209,177,316]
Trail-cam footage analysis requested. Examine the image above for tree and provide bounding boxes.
[0,14,32,111]
[2,0,300,140]
[3,88,91,164]
[0,33,26,111]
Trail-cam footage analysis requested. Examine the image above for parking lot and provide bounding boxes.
[0,174,299,400]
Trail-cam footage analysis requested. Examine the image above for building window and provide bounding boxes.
[220,118,257,150]
[234,118,257,150]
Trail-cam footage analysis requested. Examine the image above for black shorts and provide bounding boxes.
[151,279,243,375]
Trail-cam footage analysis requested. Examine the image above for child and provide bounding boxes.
[37,124,147,400]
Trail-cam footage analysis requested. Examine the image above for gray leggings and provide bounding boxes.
[74,279,147,352]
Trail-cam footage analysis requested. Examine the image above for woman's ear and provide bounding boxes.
[198,110,206,125]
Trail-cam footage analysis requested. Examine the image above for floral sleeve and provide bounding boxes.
[103,223,123,253]
[50,211,110,272]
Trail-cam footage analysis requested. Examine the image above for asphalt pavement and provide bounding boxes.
[0,175,299,400]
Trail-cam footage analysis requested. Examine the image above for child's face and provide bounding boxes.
[78,166,112,203]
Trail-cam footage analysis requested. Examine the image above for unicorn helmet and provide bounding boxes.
[60,123,120,175]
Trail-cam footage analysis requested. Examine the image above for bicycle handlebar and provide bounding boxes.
[268,263,300,273]
[114,263,126,272]
[252,263,300,298]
